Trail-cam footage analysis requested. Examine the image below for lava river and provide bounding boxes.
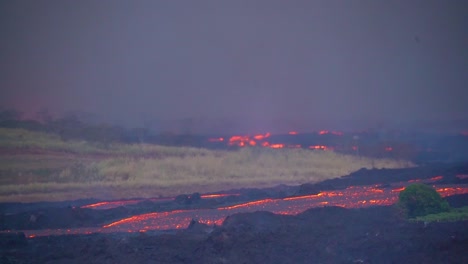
[10,182,468,238]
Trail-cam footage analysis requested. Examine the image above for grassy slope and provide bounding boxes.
[0,128,414,202]
[411,206,468,223]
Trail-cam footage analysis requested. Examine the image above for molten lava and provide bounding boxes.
[220,131,339,150]
[15,182,468,238]
[308,145,332,150]
[81,193,240,210]
[269,144,285,149]
[253,133,270,140]
[81,199,147,209]
[318,130,343,136]
[97,183,468,232]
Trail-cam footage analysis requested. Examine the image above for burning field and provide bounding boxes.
[1,163,468,263]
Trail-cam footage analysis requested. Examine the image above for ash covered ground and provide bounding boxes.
[1,163,468,264]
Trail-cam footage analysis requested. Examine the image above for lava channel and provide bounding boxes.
[6,182,468,238]
[80,193,239,210]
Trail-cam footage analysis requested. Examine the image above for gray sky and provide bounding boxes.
[1,1,467,132]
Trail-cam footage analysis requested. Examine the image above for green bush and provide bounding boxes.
[397,183,450,218]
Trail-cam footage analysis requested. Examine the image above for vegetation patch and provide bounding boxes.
[410,206,468,223]
[397,183,450,218]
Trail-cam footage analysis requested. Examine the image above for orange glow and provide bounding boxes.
[392,187,405,192]
[408,179,421,183]
[253,134,263,140]
[11,183,468,238]
[270,144,285,149]
[284,193,324,201]
[308,145,331,150]
[436,187,468,197]
[385,146,393,151]
[103,210,186,228]
[199,219,224,226]
[209,131,345,149]
[228,135,250,146]
[81,201,112,209]
[253,133,270,140]
[200,193,240,199]
[227,133,272,147]
[229,136,244,141]
[218,199,275,210]
[429,176,443,181]
[81,199,143,209]
[210,131,343,150]
[81,194,240,210]
[317,130,343,136]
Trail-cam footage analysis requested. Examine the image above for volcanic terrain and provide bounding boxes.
[1,163,468,264]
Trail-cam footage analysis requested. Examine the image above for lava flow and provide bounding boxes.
[81,193,240,210]
[218,130,345,150]
[11,183,468,238]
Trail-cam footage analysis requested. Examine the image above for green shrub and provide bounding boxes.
[397,183,450,218]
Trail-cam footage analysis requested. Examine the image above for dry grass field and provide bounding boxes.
[0,128,414,202]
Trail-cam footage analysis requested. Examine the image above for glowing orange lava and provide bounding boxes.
[429,175,443,181]
[12,183,468,238]
[98,184,468,232]
[253,133,270,140]
[308,145,332,150]
[218,199,276,210]
[392,187,405,192]
[81,199,147,209]
[200,193,240,199]
[81,194,239,210]
[227,133,272,147]
[435,187,468,197]
[408,179,421,183]
[270,144,285,149]
[213,131,341,149]
[103,210,187,228]
[317,130,343,136]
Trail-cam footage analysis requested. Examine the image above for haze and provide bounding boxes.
[1,1,467,133]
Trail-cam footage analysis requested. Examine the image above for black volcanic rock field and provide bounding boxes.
[1,163,468,263]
